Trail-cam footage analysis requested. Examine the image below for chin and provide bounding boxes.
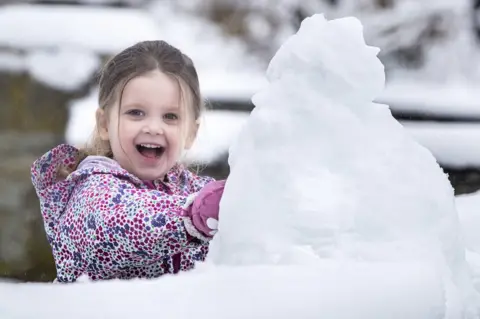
[136,168,168,181]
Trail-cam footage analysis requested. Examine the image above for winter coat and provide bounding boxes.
[31,144,214,282]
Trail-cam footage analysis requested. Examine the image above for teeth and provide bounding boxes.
[140,144,161,148]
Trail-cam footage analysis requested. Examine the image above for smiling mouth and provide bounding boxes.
[136,144,165,158]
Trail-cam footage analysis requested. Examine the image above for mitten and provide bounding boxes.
[182,180,226,241]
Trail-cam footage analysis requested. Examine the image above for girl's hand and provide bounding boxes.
[183,180,226,239]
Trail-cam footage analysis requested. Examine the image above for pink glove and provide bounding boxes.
[182,180,226,241]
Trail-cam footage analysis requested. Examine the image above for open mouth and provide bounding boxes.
[136,144,165,159]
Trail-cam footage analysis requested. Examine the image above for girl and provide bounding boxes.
[31,40,225,283]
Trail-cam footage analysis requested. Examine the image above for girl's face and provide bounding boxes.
[97,70,197,181]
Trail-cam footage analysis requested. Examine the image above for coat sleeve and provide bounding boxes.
[65,172,207,268]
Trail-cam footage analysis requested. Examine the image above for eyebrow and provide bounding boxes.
[163,105,181,111]
[121,103,180,109]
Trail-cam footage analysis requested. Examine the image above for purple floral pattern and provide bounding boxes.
[31,144,214,282]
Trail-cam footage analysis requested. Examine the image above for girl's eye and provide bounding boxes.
[126,109,144,117]
[164,113,178,121]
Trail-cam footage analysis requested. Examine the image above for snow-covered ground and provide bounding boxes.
[0,263,450,319]
[1,193,479,319]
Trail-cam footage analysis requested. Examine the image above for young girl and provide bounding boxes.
[31,40,226,283]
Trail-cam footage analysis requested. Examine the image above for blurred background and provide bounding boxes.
[1,0,480,282]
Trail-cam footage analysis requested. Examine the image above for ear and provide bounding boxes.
[96,108,110,141]
[184,119,199,150]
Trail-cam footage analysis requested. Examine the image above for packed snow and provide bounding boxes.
[2,12,480,319]
[0,263,448,319]
[207,13,479,317]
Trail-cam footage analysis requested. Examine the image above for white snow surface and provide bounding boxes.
[207,14,480,317]
[0,263,447,319]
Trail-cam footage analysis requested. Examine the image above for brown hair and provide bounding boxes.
[60,40,204,178]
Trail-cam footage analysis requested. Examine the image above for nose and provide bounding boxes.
[142,117,164,135]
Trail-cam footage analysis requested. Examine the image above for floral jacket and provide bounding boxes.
[31,144,214,282]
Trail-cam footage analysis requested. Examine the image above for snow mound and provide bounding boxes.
[207,13,479,317]
[0,263,446,319]
[266,15,384,104]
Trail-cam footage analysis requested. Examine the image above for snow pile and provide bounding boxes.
[207,14,479,317]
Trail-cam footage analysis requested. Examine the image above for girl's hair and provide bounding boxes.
[60,40,204,178]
